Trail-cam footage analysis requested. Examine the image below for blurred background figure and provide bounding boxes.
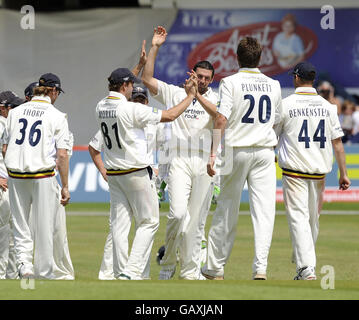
[273,13,305,69]
[317,81,342,115]
[339,100,356,144]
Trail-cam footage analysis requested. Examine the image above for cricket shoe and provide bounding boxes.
[252,272,267,280]
[156,245,166,265]
[294,266,317,280]
[201,264,224,280]
[18,263,34,279]
[158,265,176,280]
[118,273,142,280]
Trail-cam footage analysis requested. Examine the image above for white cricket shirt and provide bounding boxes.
[217,68,282,148]
[3,95,70,175]
[0,116,8,178]
[95,91,162,170]
[276,87,344,175]
[151,80,218,154]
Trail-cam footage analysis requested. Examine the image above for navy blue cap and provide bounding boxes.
[24,82,39,98]
[0,91,18,106]
[38,73,64,93]
[6,96,25,108]
[108,68,141,85]
[288,62,316,81]
[131,83,148,100]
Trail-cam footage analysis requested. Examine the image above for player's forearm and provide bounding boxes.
[332,138,348,177]
[2,144,7,159]
[211,113,227,155]
[131,63,144,77]
[57,149,69,188]
[89,146,107,181]
[161,94,194,122]
[196,93,217,118]
[141,45,159,94]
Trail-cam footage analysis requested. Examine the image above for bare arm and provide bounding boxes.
[196,93,217,118]
[88,145,107,182]
[57,148,70,206]
[207,113,227,177]
[186,70,217,118]
[131,40,147,77]
[332,138,350,190]
[161,78,196,122]
[142,26,167,95]
[2,144,7,159]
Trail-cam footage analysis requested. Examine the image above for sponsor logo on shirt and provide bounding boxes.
[184,108,205,119]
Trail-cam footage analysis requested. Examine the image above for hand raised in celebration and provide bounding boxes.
[152,26,167,48]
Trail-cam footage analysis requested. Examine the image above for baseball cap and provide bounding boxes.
[108,68,141,85]
[6,96,26,108]
[288,62,316,81]
[132,83,148,100]
[0,91,18,106]
[24,82,39,98]
[38,73,64,93]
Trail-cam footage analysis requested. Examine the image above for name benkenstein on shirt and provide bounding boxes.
[289,108,330,118]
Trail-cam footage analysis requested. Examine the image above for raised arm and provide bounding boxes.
[160,77,196,122]
[131,40,147,77]
[186,70,217,118]
[332,138,351,190]
[142,26,168,96]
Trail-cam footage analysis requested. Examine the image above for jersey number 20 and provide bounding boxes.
[241,94,272,123]
[15,118,42,147]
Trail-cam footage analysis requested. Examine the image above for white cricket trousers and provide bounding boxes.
[207,147,276,276]
[0,189,17,279]
[282,175,324,270]
[52,184,75,280]
[8,176,58,279]
[108,168,159,279]
[162,154,212,279]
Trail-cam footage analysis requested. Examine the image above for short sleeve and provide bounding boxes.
[329,105,344,140]
[274,81,283,126]
[55,113,70,150]
[151,80,182,109]
[217,78,233,120]
[89,130,103,152]
[133,103,162,128]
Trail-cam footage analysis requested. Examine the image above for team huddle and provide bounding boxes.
[0,26,350,281]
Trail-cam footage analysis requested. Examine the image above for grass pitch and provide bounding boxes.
[1,206,359,300]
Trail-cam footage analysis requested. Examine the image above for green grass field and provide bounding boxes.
[1,204,359,300]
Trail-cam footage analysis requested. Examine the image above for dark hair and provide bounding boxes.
[193,61,215,79]
[297,71,316,84]
[108,77,125,92]
[236,37,262,68]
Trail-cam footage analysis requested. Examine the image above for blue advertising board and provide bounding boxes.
[69,146,359,203]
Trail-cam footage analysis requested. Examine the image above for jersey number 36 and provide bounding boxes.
[15,118,42,147]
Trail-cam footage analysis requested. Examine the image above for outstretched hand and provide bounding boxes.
[184,75,198,96]
[152,26,167,47]
[139,39,147,66]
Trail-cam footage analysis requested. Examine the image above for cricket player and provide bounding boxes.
[142,26,218,280]
[95,67,197,280]
[2,73,71,279]
[204,37,282,280]
[275,62,350,280]
[91,83,163,280]
[0,92,24,279]
[23,81,75,280]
